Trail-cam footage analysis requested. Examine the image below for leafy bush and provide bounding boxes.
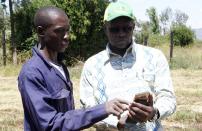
[135,33,169,47]
[171,24,195,46]
[52,0,108,61]
[148,34,169,46]
[134,31,145,44]
[17,50,32,64]
[14,0,108,65]
[14,0,53,51]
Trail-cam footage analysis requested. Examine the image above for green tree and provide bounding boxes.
[146,7,160,34]
[134,21,150,45]
[50,0,108,62]
[172,24,194,46]
[14,0,108,65]
[0,5,4,30]
[173,10,188,25]
[14,0,53,51]
[159,7,172,35]
[0,2,7,66]
[1,0,17,64]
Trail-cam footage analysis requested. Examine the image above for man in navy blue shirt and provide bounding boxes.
[18,6,129,131]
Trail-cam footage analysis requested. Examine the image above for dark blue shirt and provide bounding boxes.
[18,46,108,131]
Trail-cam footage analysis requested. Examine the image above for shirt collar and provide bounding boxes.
[32,44,52,69]
[105,41,136,59]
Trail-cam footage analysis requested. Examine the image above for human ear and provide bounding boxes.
[104,23,109,35]
[132,22,135,29]
[36,26,45,37]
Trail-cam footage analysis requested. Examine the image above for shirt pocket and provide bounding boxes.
[50,88,71,112]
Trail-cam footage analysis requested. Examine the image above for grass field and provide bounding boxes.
[0,66,202,131]
[0,43,202,130]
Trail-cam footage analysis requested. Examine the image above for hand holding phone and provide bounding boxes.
[117,92,153,129]
[134,92,153,106]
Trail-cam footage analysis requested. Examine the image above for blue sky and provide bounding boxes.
[119,0,202,29]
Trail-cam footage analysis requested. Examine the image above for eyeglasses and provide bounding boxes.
[109,26,134,34]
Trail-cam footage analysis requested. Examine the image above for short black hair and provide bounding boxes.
[34,6,67,28]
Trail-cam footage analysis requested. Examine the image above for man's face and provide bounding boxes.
[43,13,70,53]
[105,17,134,49]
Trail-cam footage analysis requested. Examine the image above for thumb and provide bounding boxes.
[148,93,153,106]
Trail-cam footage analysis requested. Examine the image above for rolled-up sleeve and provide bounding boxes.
[18,70,108,131]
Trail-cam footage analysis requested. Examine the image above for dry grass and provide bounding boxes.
[0,65,202,130]
[0,76,23,131]
[162,69,202,130]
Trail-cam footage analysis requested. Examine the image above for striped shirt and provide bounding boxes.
[80,42,176,130]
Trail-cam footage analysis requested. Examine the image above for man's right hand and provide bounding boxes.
[105,98,129,117]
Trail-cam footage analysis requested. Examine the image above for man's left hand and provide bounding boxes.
[127,102,156,123]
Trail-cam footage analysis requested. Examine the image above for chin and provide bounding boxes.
[116,43,130,49]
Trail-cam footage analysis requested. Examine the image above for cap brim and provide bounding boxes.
[105,14,134,22]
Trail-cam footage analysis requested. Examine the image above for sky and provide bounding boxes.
[118,0,202,29]
[3,0,202,29]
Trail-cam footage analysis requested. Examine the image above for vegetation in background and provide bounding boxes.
[146,7,160,34]
[134,21,150,45]
[171,24,195,46]
[0,0,197,66]
[14,0,54,52]
[1,1,202,130]
[1,41,202,77]
[169,43,202,69]
[0,5,4,30]
[51,0,108,65]
[12,0,108,65]
[148,34,169,47]
[159,7,172,35]
[0,64,22,76]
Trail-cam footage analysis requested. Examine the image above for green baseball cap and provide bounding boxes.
[104,1,134,22]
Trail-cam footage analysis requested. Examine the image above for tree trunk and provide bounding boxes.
[170,31,174,62]
[143,36,148,46]
[2,29,6,66]
[9,0,17,65]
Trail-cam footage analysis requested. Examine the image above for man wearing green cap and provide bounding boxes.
[80,1,176,130]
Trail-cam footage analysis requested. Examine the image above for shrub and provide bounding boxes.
[171,24,195,46]
[148,34,169,46]
[134,33,169,47]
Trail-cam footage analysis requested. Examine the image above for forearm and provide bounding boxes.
[23,93,108,131]
[154,91,176,119]
[51,104,108,131]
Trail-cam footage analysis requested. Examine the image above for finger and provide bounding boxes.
[129,104,149,118]
[128,109,147,122]
[115,101,129,111]
[116,98,130,105]
[108,102,124,116]
[118,114,121,119]
[148,94,153,106]
[128,108,136,117]
[128,111,138,122]
[113,103,124,114]
[130,102,151,112]
[111,108,122,117]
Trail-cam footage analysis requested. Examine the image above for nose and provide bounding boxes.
[118,29,126,37]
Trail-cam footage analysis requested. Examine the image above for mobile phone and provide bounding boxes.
[134,92,153,106]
